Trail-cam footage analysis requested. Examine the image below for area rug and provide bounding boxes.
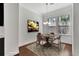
[26,43,65,56]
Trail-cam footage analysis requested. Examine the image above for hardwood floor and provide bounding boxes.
[18,43,72,56]
[60,44,72,56]
[19,45,37,56]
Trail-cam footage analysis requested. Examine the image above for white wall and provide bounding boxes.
[19,4,43,46]
[73,3,79,56]
[43,5,72,34]
[4,3,19,56]
[0,27,4,38]
[43,5,73,44]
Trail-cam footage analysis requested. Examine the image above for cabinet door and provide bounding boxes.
[0,38,4,56]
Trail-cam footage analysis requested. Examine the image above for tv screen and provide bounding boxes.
[27,20,39,32]
[0,3,4,26]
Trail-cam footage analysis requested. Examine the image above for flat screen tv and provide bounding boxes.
[27,20,39,32]
[0,3,4,26]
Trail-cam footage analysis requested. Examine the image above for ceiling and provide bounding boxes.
[20,3,72,15]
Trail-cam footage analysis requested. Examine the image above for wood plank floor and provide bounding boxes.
[60,44,72,56]
[19,46,37,56]
[18,43,72,56]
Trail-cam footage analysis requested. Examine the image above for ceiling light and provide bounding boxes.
[43,21,49,25]
[45,3,54,5]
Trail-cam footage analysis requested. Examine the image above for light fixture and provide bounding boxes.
[43,3,55,25]
[43,3,49,25]
[45,3,54,5]
[43,20,49,25]
[43,21,49,25]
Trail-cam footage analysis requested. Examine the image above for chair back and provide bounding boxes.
[49,33,55,40]
[53,35,61,44]
[36,33,46,45]
[37,33,45,41]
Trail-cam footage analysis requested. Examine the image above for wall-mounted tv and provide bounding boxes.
[0,3,4,26]
[27,20,39,32]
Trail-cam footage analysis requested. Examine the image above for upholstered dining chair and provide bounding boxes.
[53,35,61,51]
[36,33,46,47]
[49,32,55,45]
[48,32,61,50]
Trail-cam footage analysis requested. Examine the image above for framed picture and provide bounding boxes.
[27,19,39,32]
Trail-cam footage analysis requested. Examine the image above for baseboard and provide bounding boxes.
[10,49,19,56]
[5,49,19,56]
[19,40,36,48]
[61,42,72,45]
[14,53,19,56]
[19,40,35,47]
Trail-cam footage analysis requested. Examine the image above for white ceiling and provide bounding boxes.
[20,3,72,15]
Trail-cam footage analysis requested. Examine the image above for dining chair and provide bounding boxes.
[53,35,61,51]
[49,32,55,45]
[36,33,46,47]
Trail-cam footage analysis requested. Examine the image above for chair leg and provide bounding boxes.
[58,43,61,51]
[36,41,40,48]
[50,40,53,46]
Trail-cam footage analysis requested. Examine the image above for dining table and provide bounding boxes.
[43,34,52,47]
